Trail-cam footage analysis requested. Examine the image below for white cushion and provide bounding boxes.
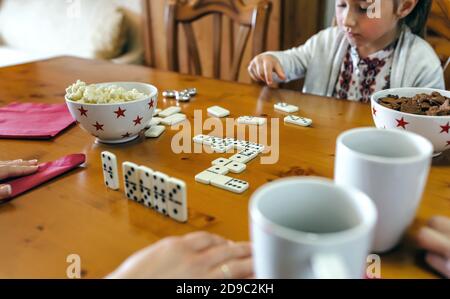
[0,46,59,68]
[0,0,127,60]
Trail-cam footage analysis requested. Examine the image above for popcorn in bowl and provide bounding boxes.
[64,81,158,144]
[65,80,148,104]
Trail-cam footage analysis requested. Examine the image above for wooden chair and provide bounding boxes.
[426,0,450,88]
[163,0,272,81]
[142,0,156,68]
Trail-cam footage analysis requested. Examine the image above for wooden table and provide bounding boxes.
[0,57,448,279]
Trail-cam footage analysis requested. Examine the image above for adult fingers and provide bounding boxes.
[417,227,450,259]
[0,159,23,165]
[428,216,450,236]
[0,184,12,200]
[14,159,38,166]
[0,159,38,166]
[209,257,254,279]
[201,242,252,268]
[226,258,254,279]
[425,253,450,278]
[0,165,39,181]
[183,232,228,252]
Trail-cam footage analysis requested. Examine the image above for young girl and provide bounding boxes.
[248,0,445,103]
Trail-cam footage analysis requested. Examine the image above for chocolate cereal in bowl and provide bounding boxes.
[371,88,450,156]
[65,80,158,144]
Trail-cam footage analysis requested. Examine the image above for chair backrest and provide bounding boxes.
[427,0,450,43]
[164,0,271,81]
[142,0,155,67]
[426,0,450,87]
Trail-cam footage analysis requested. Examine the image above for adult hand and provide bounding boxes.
[417,216,450,278]
[0,159,39,200]
[108,231,253,279]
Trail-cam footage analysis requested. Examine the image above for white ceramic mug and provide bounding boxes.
[335,128,433,253]
[249,177,377,279]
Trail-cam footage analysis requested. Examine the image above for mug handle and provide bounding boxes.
[310,253,350,279]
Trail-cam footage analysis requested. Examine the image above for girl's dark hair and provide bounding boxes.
[396,0,432,37]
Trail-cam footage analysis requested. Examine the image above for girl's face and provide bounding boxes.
[335,0,399,48]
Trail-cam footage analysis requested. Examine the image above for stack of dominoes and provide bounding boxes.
[145,106,188,138]
[101,151,188,223]
[162,88,197,102]
[193,135,265,194]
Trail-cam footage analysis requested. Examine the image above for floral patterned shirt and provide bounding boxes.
[334,42,396,103]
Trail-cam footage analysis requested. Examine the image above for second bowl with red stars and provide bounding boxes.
[371,88,450,156]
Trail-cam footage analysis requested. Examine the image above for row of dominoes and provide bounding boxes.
[274,102,313,127]
[208,104,311,128]
[144,106,188,138]
[193,135,266,194]
[101,151,188,223]
[193,134,265,154]
[207,105,268,127]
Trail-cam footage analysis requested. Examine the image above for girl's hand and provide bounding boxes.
[417,216,450,278]
[107,231,253,279]
[248,54,286,85]
[0,159,39,200]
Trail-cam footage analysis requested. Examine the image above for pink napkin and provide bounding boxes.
[1,154,86,203]
[0,102,75,139]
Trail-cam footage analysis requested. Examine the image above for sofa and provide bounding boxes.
[0,0,144,68]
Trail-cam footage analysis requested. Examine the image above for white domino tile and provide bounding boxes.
[274,102,299,113]
[210,175,249,194]
[193,134,211,144]
[145,125,166,138]
[152,171,169,216]
[161,113,187,126]
[123,162,141,202]
[167,177,188,223]
[237,116,267,126]
[229,149,259,164]
[195,170,221,185]
[207,106,230,118]
[239,148,259,158]
[207,165,229,175]
[159,106,182,118]
[212,157,232,166]
[224,161,246,174]
[244,142,265,153]
[211,143,234,153]
[146,117,163,128]
[229,153,254,164]
[101,151,119,190]
[284,115,313,127]
[138,166,154,208]
[153,108,162,116]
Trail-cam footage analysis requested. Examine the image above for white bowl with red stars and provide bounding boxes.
[65,82,158,144]
[371,88,450,156]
